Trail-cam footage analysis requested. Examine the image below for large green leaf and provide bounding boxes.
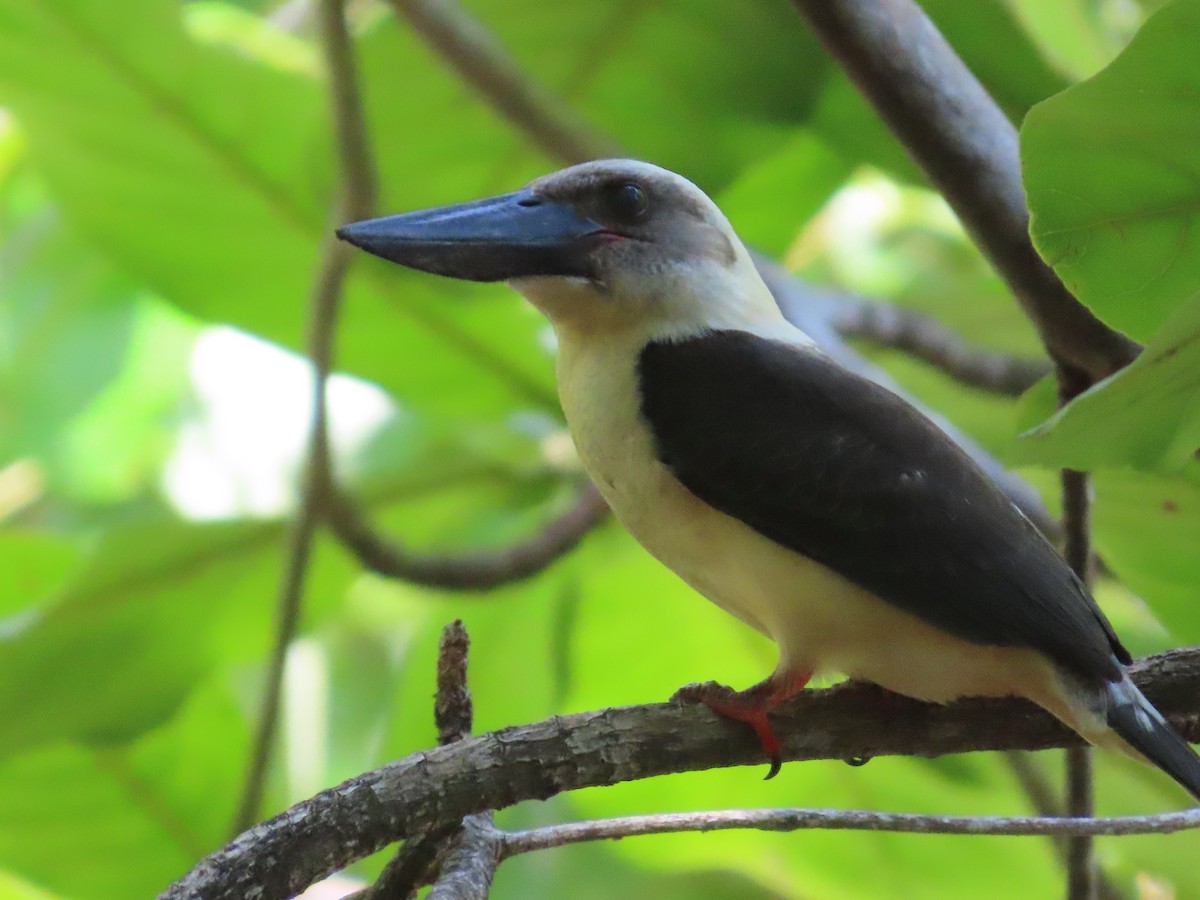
[1015,295,1200,471]
[0,677,245,899]
[1092,468,1200,643]
[1022,0,1200,341]
[0,0,556,417]
[0,509,353,756]
[0,532,82,618]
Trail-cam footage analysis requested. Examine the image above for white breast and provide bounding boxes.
[553,324,1064,711]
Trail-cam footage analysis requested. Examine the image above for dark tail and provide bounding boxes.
[1106,676,1200,802]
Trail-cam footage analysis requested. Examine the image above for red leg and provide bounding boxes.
[673,668,812,780]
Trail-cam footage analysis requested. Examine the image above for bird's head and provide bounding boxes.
[337,160,781,339]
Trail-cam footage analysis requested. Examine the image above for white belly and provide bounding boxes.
[555,327,1059,707]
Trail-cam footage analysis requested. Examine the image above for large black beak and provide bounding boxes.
[335,189,603,282]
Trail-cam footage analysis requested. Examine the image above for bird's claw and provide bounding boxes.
[673,680,785,777]
[764,754,782,781]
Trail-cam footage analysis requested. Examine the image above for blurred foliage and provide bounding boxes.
[0,0,1197,898]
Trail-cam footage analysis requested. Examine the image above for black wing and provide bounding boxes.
[638,330,1128,681]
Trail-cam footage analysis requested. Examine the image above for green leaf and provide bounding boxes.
[717,132,851,258]
[471,0,829,190]
[1015,296,1200,471]
[0,507,353,756]
[1007,0,1132,78]
[1022,0,1200,341]
[0,0,556,416]
[0,532,82,619]
[1092,468,1200,643]
[0,676,245,898]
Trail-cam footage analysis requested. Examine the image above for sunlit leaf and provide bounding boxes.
[1092,468,1200,643]
[0,676,244,898]
[0,0,555,416]
[0,508,352,756]
[1015,296,1200,471]
[1023,0,1200,341]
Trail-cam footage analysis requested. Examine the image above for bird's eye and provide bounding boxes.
[609,182,649,222]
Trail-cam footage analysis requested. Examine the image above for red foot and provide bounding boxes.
[673,669,812,780]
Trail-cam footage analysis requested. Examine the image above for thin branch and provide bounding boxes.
[326,482,608,590]
[163,648,1200,900]
[829,294,1051,396]
[1062,437,1097,896]
[1004,753,1122,900]
[423,622,500,899]
[1065,745,1097,900]
[789,0,1141,381]
[426,815,503,900]
[350,827,455,900]
[500,806,1200,858]
[357,622,473,899]
[360,622,501,900]
[384,0,616,164]
[229,0,373,836]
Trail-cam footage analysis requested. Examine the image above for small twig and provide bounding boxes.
[350,827,456,900]
[1005,753,1121,900]
[500,805,1200,858]
[327,483,608,590]
[384,0,616,164]
[1061,384,1097,900]
[1065,745,1097,900]
[361,622,502,900]
[789,0,1141,382]
[830,295,1050,396]
[229,0,373,836]
[426,815,503,900]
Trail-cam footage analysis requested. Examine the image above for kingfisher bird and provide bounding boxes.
[338,159,1200,796]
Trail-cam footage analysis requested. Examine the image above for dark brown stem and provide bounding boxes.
[1004,753,1121,900]
[426,815,503,900]
[789,0,1140,381]
[326,483,608,591]
[1062,464,1097,900]
[384,0,616,164]
[359,622,501,900]
[229,0,373,836]
[831,295,1050,396]
[165,649,1200,900]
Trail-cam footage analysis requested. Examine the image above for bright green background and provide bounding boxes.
[0,0,1198,897]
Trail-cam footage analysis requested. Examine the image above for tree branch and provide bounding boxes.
[354,621,492,900]
[1061,372,1097,898]
[384,0,617,164]
[499,805,1200,859]
[229,0,374,836]
[789,0,1140,381]
[828,293,1050,396]
[164,648,1200,900]
[326,482,608,590]
[1004,753,1121,900]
